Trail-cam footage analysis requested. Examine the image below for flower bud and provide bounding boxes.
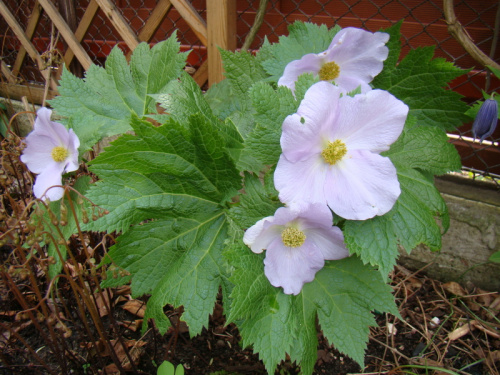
[472,98,498,143]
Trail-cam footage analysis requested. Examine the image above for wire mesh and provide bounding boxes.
[0,0,498,185]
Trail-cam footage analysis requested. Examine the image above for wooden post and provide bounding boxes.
[207,0,236,86]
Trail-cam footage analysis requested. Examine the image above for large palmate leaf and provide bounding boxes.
[83,115,240,334]
[372,30,469,131]
[50,34,188,151]
[226,242,398,375]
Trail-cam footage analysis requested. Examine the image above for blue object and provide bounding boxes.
[472,98,498,143]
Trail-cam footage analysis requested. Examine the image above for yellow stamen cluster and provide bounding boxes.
[321,140,347,165]
[281,227,306,248]
[318,61,340,81]
[51,146,69,162]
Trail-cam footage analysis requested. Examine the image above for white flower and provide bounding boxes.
[274,81,408,220]
[244,203,349,295]
[20,108,80,201]
[278,27,389,94]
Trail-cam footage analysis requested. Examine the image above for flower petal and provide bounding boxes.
[305,226,350,260]
[264,237,325,295]
[281,82,342,162]
[294,202,334,228]
[325,150,400,220]
[33,108,70,146]
[472,98,498,143]
[275,154,328,206]
[331,89,408,153]
[20,134,59,174]
[326,28,389,91]
[245,214,291,254]
[278,53,324,91]
[64,129,80,172]
[33,162,66,201]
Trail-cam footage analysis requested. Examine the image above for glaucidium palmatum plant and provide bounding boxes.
[21,21,468,374]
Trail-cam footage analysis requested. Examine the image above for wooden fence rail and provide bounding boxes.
[0,0,236,105]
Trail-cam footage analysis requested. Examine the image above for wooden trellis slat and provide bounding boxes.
[0,0,59,95]
[125,0,173,59]
[12,0,42,77]
[62,0,99,72]
[137,0,173,43]
[0,0,236,104]
[38,0,93,70]
[1,60,17,83]
[207,0,236,85]
[95,0,140,51]
[170,0,208,46]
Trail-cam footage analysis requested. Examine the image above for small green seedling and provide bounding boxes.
[157,360,185,375]
[489,251,500,263]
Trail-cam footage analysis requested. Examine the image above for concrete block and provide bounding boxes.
[398,175,500,292]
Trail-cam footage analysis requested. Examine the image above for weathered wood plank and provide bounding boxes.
[192,59,208,87]
[138,0,172,42]
[0,1,43,66]
[170,0,207,46]
[1,60,18,84]
[207,0,236,85]
[0,0,58,95]
[95,0,140,51]
[0,82,57,104]
[12,0,42,77]
[125,0,172,59]
[62,0,99,70]
[38,0,93,69]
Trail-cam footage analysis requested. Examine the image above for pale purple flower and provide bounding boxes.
[472,98,498,143]
[274,81,408,221]
[278,27,389,93]
[243,203,349,295]
[20,108,80,201]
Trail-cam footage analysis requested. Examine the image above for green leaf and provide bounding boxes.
[487,65,500,80]
[392,168,448,251]
[293,73,320,103]
[204,79,239,120]
[379,21,402,71]
[308,258,398,365]
[259,21,341,81]
[154,72,217,127]
[115,213,230,336]
[50,34,188,151]
[226,243,397,374]
[154,73,245,166]
[385,123,462,175]
[343,215,399,278]
[220,49,268,105]
[372,46,469,131]
[205,78,259,142]
[85,115,241,234]
[228,172,282,230]
[242,82,299,170]
[343,167,449,277]
[84,114,240,336]
[0,103,8,137]
[489,251,500,263]
[157,361,175,375]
